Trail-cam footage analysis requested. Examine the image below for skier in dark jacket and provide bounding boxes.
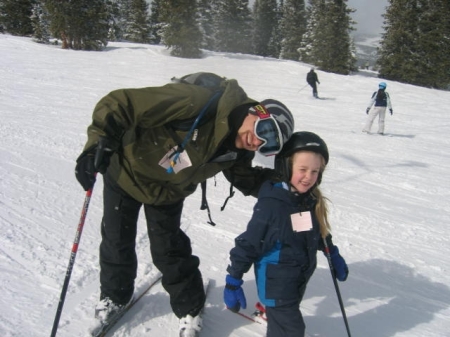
[74,73,295,337]
[363,81,393,135]
[306,68,320,98]
[224,131,348,337]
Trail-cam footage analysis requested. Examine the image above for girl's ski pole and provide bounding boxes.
[323,238,352,337]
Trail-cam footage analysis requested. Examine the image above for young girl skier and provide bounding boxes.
[224,131,349,337]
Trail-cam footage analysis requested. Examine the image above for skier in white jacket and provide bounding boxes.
[363,82,393,135]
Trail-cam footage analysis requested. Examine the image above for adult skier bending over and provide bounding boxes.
[74,73,294,337]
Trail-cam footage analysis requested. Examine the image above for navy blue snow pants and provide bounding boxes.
[265,284,307,337]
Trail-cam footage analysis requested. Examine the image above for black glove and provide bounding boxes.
[389,109,393,115]
[75,149,97,191]
[366,108,370,114]
[75,137,116,191]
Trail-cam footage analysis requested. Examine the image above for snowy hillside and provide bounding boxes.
[1,34,450,337]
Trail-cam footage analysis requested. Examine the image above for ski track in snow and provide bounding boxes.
[1,34,450,336]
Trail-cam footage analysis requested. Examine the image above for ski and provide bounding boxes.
[252,302,267,324]
[226,302,265,325]
[234,311,262,324]
[354,130,393,137]
[230,302,325,337]
[89,273,162,337]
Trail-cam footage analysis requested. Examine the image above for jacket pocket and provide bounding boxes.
[265,263,301,300]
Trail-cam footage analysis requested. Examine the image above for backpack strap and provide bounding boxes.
[167,92,221,131]
[220,183,235,212]
[200,180,216,226]
[166,91,222,174]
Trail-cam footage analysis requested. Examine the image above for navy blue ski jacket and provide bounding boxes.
[227,181,333,307]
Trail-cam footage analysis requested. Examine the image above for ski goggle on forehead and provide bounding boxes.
[252,104,283,156]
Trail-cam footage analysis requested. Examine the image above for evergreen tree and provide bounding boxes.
[149,0,163,44]
[83,0,113,50]
[214,0,253,54]
[159,0,203,58]
[279,0,306,61]
[0,0,36,36]
[298,0,318,64]
[123,0,151,43]
[197,0,217,51]
[107,0,128,41]
[45,0,111,50]
[252,0,278,57]
[267,0,283,58]
[31,1,51,43]
[301,0,356,74]
[377,0,450,89]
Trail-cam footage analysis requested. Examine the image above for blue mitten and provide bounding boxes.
[224,275,247,313]
[329,246,349,281]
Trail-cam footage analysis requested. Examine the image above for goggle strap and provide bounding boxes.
[253,104,271,119]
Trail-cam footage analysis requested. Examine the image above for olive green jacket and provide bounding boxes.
[83,78,276,205]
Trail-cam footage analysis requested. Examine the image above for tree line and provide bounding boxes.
[378,0,450,89]
[1,0,449,88]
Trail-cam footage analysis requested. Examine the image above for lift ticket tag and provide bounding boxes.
[158,147,192,174]
[291,211,313,232]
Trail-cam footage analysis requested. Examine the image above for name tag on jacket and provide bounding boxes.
[291,211,313,232]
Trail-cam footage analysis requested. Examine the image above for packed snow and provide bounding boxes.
[1,34,450,337]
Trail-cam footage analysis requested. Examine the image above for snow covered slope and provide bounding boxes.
[1,34,450,337]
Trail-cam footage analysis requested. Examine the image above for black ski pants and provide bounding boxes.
[308,81,318,97]
[99,174,205,318]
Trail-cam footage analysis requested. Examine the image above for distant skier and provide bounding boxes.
[363,82,393,135]
[306,68,320,98]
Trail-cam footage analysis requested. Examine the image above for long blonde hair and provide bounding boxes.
[312,187,331,238]
[313,154,331,238]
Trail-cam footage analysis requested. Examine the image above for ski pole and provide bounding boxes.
[50,182,96,337]
[323,238,352,337]
[297,84,309,93]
